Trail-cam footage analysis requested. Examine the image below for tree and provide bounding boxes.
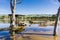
[53,7,60,36]
[10,0,16,40]
[10,0,21,40]
[58,0,60,2]
[53,0,60,36]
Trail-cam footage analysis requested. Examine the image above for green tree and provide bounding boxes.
[52,15,56,21]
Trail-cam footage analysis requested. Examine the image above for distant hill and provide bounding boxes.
[26,14,56,17]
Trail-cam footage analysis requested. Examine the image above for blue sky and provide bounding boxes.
[0,0,60,15]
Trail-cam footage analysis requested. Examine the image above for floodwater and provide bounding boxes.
[0,23,60,40]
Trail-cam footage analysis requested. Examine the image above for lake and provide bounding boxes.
[0,23,60,38]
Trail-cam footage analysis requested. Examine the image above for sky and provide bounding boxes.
[0,0,60,15]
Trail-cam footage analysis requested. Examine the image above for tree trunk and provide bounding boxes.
[10,0,16,40]
[53,7,60,36]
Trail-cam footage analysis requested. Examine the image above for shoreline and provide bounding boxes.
[0,33,60,40]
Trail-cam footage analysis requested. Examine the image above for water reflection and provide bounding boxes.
[0,23,60,40]
[0,31,59,40]
[0,35,58,40]
[0,20,9,23]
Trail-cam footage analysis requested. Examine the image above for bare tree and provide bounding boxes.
[53,7,60,36]
[10,0,21,40]
[53,0,60,36]
[10,0,16,40]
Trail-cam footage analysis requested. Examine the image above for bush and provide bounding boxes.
[15,27,25,33]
